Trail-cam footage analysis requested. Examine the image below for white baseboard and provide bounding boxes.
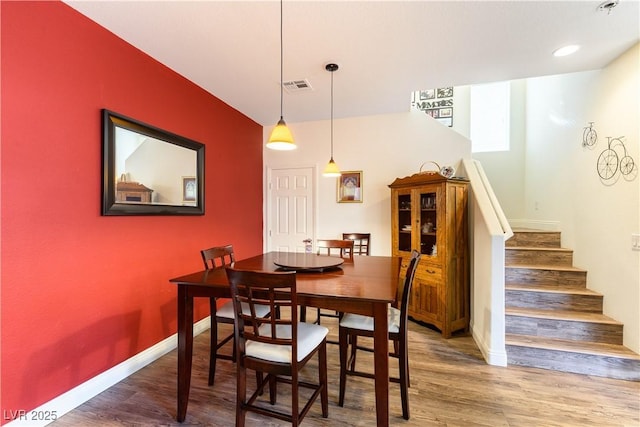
[5,317,211,427]
[508,218,560,231]
[470,323,508,367]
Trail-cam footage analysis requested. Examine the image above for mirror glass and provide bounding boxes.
[102,110,205,215]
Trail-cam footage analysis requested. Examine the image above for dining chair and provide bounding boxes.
[342,233,371,256]
[313,239,355,326]
[338,249,421,420]
[225,267,329,427]
[316,239,354,261]
[200,245,271,386]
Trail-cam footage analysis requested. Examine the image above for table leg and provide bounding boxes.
[177,286,194,422]
[372,302,389,427]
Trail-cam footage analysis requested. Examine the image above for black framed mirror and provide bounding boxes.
[102,109,205,216]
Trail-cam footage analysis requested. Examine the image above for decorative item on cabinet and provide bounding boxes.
[389,171,469,338]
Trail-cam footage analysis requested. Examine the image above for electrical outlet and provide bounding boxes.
[632,234,640,251]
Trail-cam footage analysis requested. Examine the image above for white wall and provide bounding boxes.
[448,44,639,353]
[264,110,472,256]
[524,44,639,353]
[446,81,528,220]
[471,80,528,220]
[263,43,639,355]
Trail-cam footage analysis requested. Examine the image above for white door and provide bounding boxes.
[266,167,314,252]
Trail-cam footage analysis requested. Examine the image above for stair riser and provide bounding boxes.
[506,268,587,287]
[506,345,640,381]
[506,315,623,345]
[505,229,638,381]
[506,290,603,312]
[506,249,573,266]
[507,232,561,248]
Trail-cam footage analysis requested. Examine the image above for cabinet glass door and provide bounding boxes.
[419,191,437,257]
[397,192,412,253]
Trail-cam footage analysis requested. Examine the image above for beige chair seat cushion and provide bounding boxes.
[246,322,329,363]
[217,300,271,319]
[339,305,400,333]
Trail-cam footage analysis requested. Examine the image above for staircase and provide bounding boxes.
[504,229,640,381]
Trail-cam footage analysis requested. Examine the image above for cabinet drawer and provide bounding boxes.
[400,259,441,281]
[415,264,442,283]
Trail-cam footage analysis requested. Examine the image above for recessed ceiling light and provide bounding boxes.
[553,45,580,57]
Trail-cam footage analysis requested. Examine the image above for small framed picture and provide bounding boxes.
[426,109,439,118]
[337,171,363,203]
[420,89,435,100]
[437,87,453,98]
[439,107,453,118]
[182,177,197,202]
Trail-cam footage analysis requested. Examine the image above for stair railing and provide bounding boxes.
[462,158,512,367]
[463,159,513,240]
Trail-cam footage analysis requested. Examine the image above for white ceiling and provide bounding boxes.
[64,0,639,126]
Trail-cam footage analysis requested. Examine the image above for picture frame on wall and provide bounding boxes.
[437,87,453,98]
[182,176,197,202]
[337,171,363,203]
[439,107,453,118]
[420,89,435,100]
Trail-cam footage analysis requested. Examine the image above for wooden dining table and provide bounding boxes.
[169,251,401,426]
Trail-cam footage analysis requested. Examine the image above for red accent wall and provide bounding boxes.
[1,1,263,418]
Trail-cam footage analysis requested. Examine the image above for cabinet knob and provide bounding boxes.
[425,269,436,274]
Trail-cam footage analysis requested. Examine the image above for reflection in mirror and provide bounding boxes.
[115,127,198,205]
[102,110,205,215]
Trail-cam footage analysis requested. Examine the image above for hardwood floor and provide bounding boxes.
[50,319,639,426]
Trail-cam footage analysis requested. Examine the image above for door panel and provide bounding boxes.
[268,167,314,252]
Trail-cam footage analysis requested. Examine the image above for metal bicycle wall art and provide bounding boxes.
[581,122,637,183]
[597,136,636,180]
[582,122,597,147]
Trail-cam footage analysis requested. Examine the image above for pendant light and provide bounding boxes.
[323,63,341,177]
[266,0,296,150]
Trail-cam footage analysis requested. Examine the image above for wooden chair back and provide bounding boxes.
[199,244,238,386]
[316,239,354,261]
[225,267,329,425]
[225,268,297,361]
[342,233,371,256]
[398,250,421,325]
[338,249,420,419]
[201,244,235,270]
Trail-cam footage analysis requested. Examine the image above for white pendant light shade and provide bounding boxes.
[267,118,296,150]
[323,158,341,177]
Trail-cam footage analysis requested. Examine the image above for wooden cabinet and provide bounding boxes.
[389,172,469,338]
[116,182,153,203]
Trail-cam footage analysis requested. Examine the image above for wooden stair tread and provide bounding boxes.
[506,264,586,272]
[506,228,635,381]
[511,228,558,233]
[506,307,623,324]
[506,282,587,290]
[506,334,640,360]
[505,284,601,296]
[507,246,572,252]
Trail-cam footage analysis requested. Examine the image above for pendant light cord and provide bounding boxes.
[279,0,284,120]
[330,69,334,159]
